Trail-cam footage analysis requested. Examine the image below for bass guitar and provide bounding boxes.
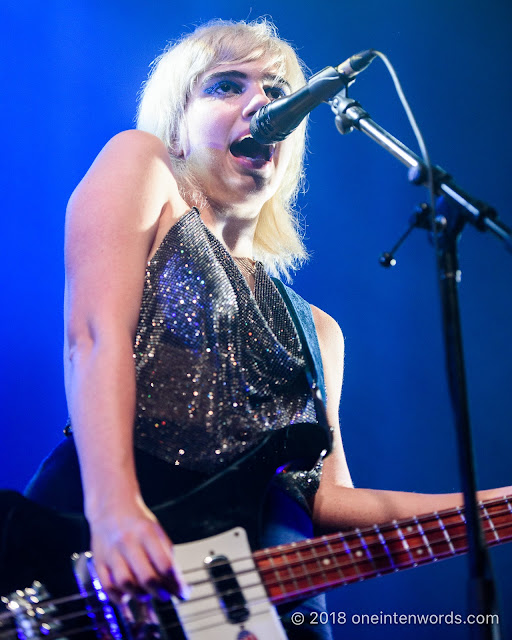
[1,427,510,639]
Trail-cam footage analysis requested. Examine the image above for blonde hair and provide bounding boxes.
[136,19,309,279]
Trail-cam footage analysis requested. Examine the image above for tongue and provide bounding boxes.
[231,138,267,160]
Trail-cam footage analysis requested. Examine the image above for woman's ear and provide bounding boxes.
[169,120,189,159]
[168,136,185,158]
[169,145,184,159]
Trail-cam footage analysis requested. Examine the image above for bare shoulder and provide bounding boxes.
[100,129,172,160]
[69,130,186,224]
[310,304,344,354]
[99,129,174,165]
[64,130,188,307]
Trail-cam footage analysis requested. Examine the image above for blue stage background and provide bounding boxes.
[1,1,511,638]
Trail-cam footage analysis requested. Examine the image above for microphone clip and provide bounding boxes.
[330,91,371,136]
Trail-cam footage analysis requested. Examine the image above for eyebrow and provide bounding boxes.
[200,69,292,92]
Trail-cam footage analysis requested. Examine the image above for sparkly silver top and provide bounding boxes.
[133,209,322,506]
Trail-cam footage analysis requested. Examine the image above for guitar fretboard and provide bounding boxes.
[253,495,512,605]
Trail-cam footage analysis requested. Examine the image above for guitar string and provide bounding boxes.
[0,590,95,622]
[9,511,512,640]
[0,591,98,624]
[157,520,512,626]
[2,544,509,640]
[175,498,512,583]
[2,495,509,629]
[0,622,99,640]
[118,514,512,637]
[1,503,510,640]
[3,493,507,622]
[3,516,510,639]
[0,606,105,640]
[2,504,510,627]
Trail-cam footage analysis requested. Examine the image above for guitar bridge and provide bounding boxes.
[0,582,65,640]
[72,551,166,640]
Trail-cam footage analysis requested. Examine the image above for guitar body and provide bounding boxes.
[2,422,510,639]
[0,490,87,596]
[0,422,329,597]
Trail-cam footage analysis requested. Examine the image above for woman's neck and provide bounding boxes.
[174,163,263,258]
[199,202,259,258]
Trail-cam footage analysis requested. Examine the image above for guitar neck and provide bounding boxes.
[254,495,512,605]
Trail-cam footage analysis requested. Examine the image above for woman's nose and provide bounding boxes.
[242,88,271,119]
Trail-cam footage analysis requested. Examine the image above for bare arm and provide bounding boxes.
[65,130,189,599]
[309,305,511,532]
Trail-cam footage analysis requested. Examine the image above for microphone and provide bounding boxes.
[250,49,376,145]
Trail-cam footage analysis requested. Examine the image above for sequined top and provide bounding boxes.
[133,209,322,506]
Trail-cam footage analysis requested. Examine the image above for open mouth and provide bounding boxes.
[230,135,275,163]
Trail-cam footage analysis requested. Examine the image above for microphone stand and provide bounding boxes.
[330,92,511,640]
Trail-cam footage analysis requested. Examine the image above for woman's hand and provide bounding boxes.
[87,496,189,603]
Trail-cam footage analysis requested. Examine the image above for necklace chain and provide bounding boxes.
[233,256,256,277]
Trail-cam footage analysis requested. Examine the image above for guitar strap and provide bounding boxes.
[271,278,332,452]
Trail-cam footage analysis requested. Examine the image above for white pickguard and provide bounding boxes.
[172,527,287,640]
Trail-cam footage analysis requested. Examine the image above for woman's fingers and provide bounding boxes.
[91,515,189,603]
[142,525,190,600]
[94,550,141,603]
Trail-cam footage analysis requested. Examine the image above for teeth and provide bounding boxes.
[235,134,274,146]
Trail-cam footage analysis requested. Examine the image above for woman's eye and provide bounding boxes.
[266,86,286,101]
[205,80,242,96]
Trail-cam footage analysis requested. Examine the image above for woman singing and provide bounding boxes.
[25,19,510,639]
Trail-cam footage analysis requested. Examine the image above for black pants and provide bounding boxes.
[25,437,332,639]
